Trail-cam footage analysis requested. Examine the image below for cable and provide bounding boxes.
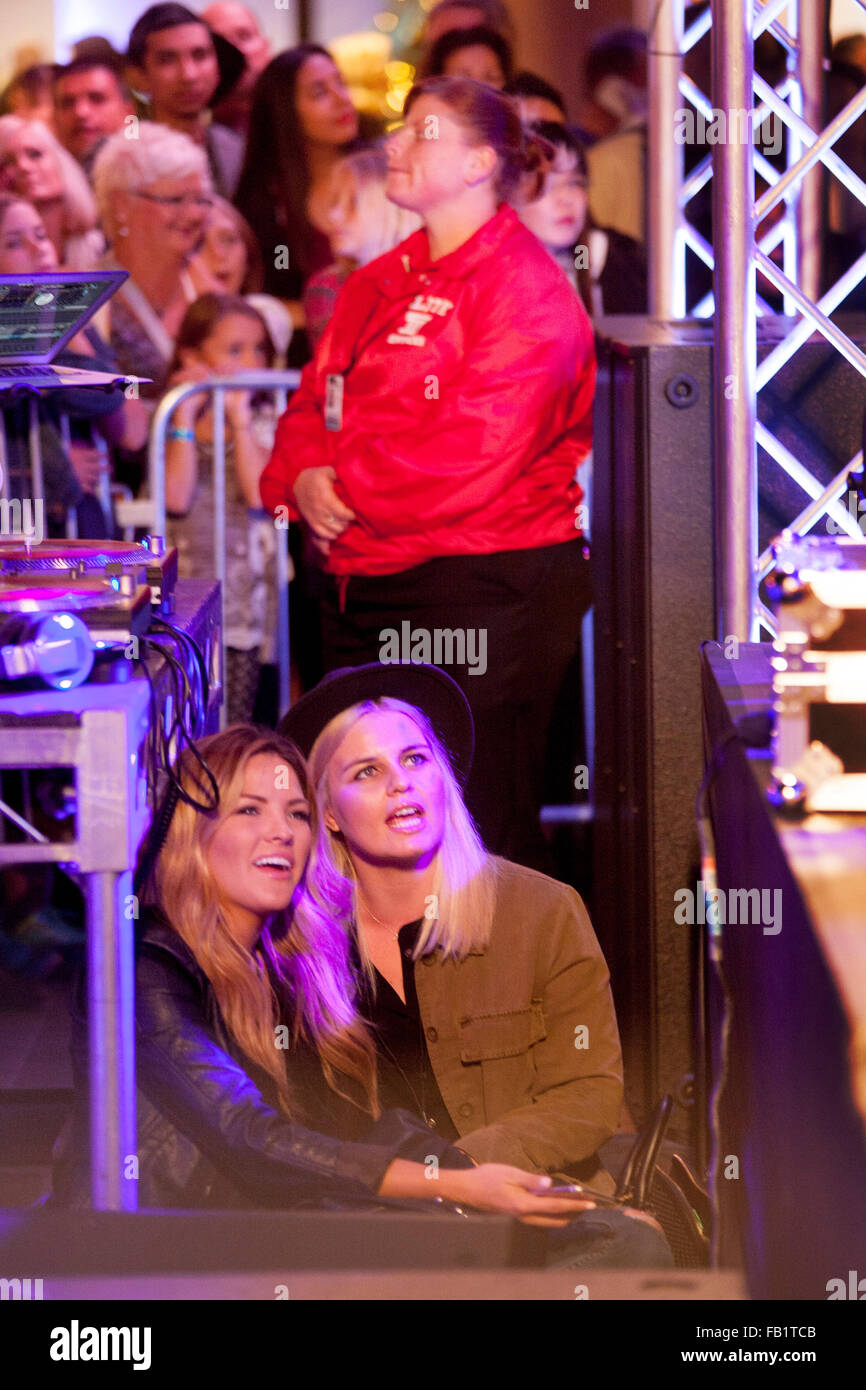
[131,631,219,897]
[149,616,210,733]
[147,632,197,729]
[145,641,192,735]
[141,639,217,810]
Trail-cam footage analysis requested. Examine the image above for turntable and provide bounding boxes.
[0,575,151,643]
[0,536,178,610]
[0,539,169,689]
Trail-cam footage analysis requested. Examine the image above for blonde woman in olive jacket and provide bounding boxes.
[279,663,624,1190]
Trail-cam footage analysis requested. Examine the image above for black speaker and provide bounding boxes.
[591,314,866,1145]
[592,319,714,1143]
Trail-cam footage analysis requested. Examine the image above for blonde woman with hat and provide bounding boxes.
[279,664,673,1267]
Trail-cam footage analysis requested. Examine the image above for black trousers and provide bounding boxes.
[320,540,592,872]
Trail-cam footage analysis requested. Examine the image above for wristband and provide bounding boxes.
[167,426,195,441]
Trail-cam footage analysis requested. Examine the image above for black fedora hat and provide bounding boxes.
[127,4,245,110]
[277,663,474,784]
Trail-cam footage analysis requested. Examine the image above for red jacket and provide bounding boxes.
[261,204,596,578]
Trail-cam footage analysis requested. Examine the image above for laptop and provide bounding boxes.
[0,271,149,390]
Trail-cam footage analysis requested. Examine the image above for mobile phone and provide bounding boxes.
[545,1183,626,1207]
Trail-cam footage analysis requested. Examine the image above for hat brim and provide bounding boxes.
[277,662,474,784]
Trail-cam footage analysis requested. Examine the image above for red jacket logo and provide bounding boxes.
[387,293,454,347]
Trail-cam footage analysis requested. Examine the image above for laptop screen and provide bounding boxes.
[0,272,127,363]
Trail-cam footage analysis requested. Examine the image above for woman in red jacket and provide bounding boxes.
[261,76,595,870]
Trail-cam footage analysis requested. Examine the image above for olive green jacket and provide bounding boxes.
[414,858,623,1186]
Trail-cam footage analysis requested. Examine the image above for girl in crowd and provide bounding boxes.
[191,193,263,295]
[188,195,293,363]
[303,146,422,351]
[0,115,103,268]
[92,121,218,398]
[51,725,614,1232]
[424,24,514,89]
[164,293,280,723]
[514,121,647,317]
[261,77,595,871]
[234,44,360,358]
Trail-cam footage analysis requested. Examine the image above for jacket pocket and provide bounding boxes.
[458,1004,546,1063]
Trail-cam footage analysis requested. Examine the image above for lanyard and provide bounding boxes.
[110,270,175,362]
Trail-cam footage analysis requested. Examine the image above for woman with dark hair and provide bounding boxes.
[514,121,647,317]
[424,25,514,88]
[193,194,264,294]
[233,44,360,357]
[261,77,595,871]
[188,196,293,360]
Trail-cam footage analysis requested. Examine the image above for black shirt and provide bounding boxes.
[355,919,458,1143]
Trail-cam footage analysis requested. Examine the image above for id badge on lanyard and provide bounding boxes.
[325,373,344,431]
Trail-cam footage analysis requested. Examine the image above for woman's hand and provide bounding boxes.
[378,1158,598,1227]
[294,465,356,549]
[169,363,211,390]
[225,389,254,429]
[185,253,226,298]
[439,1165,599,1227]
[167,363,210,430]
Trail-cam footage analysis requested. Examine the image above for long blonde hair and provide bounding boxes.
[0,115,102,266]
[150,725,378,1117]
[306,698,498,964]
[329,146,423,267]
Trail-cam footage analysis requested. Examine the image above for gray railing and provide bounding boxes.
[149,371,301,725]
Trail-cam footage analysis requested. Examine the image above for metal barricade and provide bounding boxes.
[149,370,301,727]
[0,394,44,517]
[0,401,113,542]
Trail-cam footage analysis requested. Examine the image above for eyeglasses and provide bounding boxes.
[131,191,214,210]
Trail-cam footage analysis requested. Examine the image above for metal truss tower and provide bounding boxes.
[649,0,866,639]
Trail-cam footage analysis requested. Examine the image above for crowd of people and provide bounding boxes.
[2,2,664,1258]
[0,0,648,780]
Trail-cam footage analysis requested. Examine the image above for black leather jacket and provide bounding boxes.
[52,912,472,1209]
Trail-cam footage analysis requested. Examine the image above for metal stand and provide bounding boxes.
[0,681,151,1211]
[650,2,866,637]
